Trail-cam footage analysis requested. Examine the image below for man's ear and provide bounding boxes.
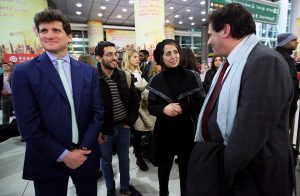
[95,55,102,63]
[222,24,231,39]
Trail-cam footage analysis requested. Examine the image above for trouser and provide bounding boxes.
[158,152,190,196]
[132,128,146,159]
[1,95,11,124]
[34,159,99,196]
[100,124,131,191]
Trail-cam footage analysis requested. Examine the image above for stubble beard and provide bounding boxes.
[102,60,117,70]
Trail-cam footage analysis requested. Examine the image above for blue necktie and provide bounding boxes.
[56,59,79,144]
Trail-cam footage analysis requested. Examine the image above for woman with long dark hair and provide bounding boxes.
[203,55,224,92]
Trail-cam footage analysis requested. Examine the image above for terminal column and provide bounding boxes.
[291,0,300,52]
[134,0,165,53]
[277,0,288,34]
[165,25,175,39]
[87,20,104,53]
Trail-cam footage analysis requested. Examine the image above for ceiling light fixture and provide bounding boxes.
[98,13,103,17]
[201,11,206,14]
[117,15,122,18]
[189,16,193,20]
[170,7,174,10]
[100,6,106,10]
[129,0,134,4]
[200,1,205,5]
[76,11,81,15]
[179,21,183,24]
[202,18,206,21]
[175,15,179,18]
[76,3,82,7]
[122,8,127,12]
[191,22,195,25]
[183,0,187,1]
[186,9,191,12]
[165,19,170,23]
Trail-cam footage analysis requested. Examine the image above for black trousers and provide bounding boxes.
[132,128,147,160]
[158,151,190,196]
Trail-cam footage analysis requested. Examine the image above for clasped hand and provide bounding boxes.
[163,103,182,117]
[63,149,91,169]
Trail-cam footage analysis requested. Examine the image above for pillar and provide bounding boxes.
[277,0,288,34]
[87,20,104,54]
[134,0,165,53]
[165,25,175,39]
[291,0,300,52]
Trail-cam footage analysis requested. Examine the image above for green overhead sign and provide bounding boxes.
[210,0,280,24]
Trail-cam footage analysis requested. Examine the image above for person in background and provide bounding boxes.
[294,51,300,72]
[8,61,15,69]
[148,60,162,79]
[202,55,224,93]
[78,54,96,67]
[0,61,13,124]
[139,50,151,82]
[122,48,151,172]
[180,48,198,72]
[276,33,299,129]
[190,3,295,195]
[11,8,104,196]
[147,39,206,196]
[95,41,142,196]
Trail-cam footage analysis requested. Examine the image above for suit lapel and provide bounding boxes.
[70,58,82,115]
[36,53,68,101]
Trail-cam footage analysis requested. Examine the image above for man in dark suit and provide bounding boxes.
[138,50,151,81]
[190,3,295,196]
[11,9,104,196]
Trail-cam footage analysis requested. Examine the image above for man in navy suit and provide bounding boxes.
[11,9,104,196]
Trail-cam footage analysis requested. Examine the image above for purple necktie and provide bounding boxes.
[201,61,229,141]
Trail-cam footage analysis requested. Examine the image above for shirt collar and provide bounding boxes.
[46,51,71,64]
[227,35,248,65]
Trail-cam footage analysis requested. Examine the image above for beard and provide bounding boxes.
[102,59,118,70]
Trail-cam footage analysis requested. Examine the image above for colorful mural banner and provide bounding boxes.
[134,0,165,53]
[0,0,48,60]
[106,29,136,52]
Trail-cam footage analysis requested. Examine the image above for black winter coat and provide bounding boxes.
[147,67,206,163]
[98,68,140,135]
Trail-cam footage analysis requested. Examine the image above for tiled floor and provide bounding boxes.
[0,136,299,196]
[0,136,180,196]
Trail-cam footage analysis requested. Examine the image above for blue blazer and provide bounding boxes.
[11,52,104,181]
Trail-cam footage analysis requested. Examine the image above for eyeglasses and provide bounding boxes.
[104,52,119,58]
